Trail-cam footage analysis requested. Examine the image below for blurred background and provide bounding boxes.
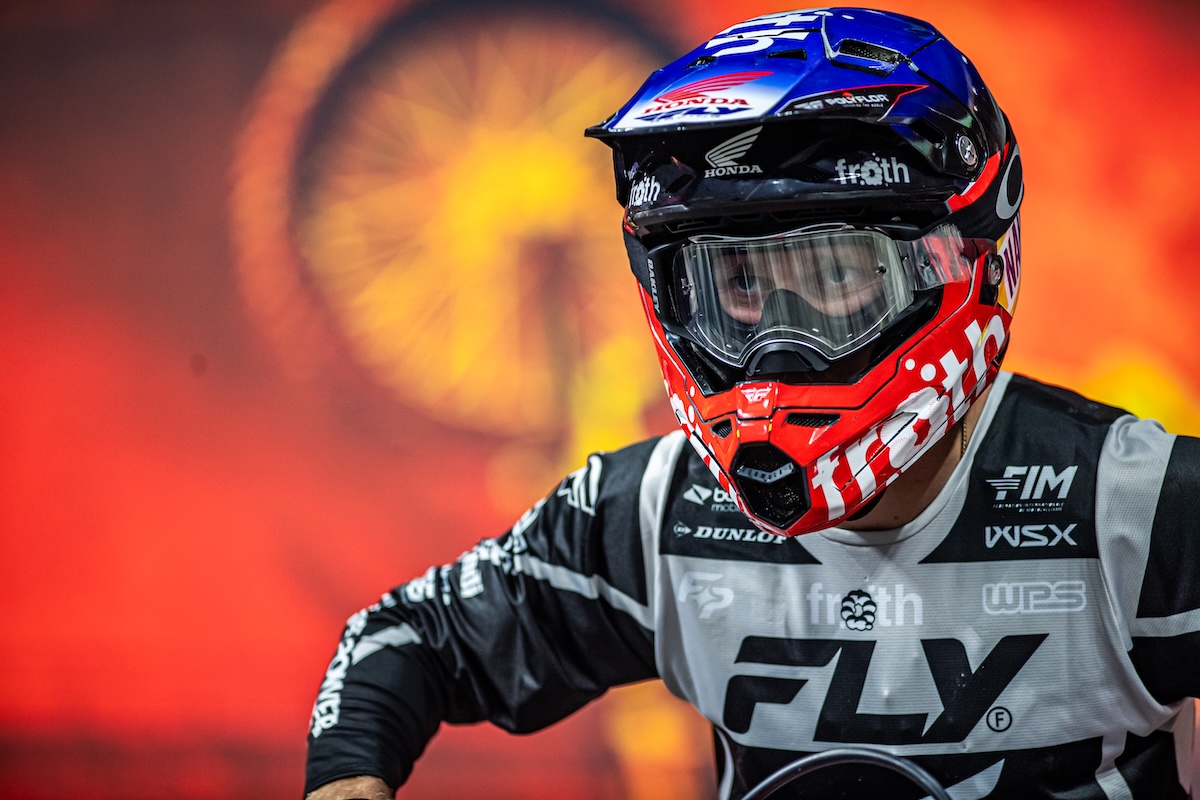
[2,0,1199,797]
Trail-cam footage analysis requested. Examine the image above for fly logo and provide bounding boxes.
[678,571,735,619]
[983,581,1086,614]
[984,523,1077,548]
[740,385,772,403]
[723,633,1047,741]
[834,156,911,186]
[705,126,764,177]
[985,464,1077,511]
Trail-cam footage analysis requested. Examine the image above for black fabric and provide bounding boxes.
[1130,631,1200,705]
[718,736,1106,800]
[1137,436,1200,618]
[922,375,1125,564]
[1115,729,1188,800]
[660,448,820,564]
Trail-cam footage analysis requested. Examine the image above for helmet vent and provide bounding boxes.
[836,39,904,65]
[711,419,733,438]
[731,443,811,529]
[786,412,839,428]
[766,48,807,60]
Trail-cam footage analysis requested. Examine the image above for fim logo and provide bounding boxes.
[985,465,1077,512]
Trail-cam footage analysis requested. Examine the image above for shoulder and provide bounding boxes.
[554,431,690,518]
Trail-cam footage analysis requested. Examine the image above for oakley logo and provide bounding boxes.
[995,145,1023,220]
[984,523,1078,548]
[983,581,1086,614]
[705,126,763,177]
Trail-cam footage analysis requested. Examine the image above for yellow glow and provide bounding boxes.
[295,16,662,444]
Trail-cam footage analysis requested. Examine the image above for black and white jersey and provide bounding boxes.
[305,372,1200,799]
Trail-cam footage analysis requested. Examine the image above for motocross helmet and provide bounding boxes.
[587,8,1023,536]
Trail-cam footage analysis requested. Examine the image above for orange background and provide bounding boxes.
[2,1,1199,798]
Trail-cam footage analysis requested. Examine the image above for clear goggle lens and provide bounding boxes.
[674,224,971,365]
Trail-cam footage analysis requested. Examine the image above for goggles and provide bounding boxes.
[652,223,973,367]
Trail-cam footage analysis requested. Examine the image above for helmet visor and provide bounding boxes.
[673,224,970,365]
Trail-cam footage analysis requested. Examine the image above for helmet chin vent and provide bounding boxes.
[731,443,811,529]
[710,419,733,438]
[786,412,839,428]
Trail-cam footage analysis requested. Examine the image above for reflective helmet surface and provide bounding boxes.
[588,8,1023,536]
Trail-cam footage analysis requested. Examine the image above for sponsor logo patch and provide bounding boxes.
[984,464,1077,512]
[807,582,923,628]
[984,523,1078,549]
[834,155,911,186]
[704,126,763,177]
[780,85,923,119]
[983,581,1086,614]
[628,175,660,207]
[682,483,740,513]
[678,571,735,618]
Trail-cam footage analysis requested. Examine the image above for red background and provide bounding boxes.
[2,1,1199,798]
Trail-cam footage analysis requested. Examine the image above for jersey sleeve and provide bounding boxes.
[303,438,666,794]
[1096,420,1200,704]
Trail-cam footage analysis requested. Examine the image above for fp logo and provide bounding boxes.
[678,571,734,619]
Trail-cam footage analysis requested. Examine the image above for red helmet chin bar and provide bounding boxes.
[641,214,1019,536]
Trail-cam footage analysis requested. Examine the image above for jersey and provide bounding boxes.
[305,372,1200,799]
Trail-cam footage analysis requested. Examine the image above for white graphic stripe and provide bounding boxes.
[922,759,1004,800]
[350,623,422,665]
[640,431,686,625]
[512,553,653,630]
[1130,607,1200,638]
[1095,732,1134,800]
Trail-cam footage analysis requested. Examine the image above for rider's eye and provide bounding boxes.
[734,272,760,292]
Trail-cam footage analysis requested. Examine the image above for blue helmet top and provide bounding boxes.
[587,7,1020,244]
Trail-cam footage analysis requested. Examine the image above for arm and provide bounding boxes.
[1119,432,1200,703]
[304,440,665,795]
[305,776,390,800]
